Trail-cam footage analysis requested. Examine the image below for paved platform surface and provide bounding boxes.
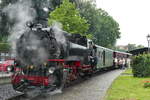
[0,69,124,100]
[34,69,124,100]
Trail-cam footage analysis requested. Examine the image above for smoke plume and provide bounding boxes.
[51,22,66,45]
[3,0,36,56]
[3,0,67,66]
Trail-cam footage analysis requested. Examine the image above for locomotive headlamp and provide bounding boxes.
[48,67,55,74]
[26,21,34,28]
[7,66,12,72]
[30,65,34,69]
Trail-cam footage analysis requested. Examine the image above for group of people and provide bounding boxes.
[114,58,131,69]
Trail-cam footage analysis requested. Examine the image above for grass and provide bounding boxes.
[122,68,132,74]
[105,69,150,100]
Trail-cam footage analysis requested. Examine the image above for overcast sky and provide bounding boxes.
[96,0,150,47]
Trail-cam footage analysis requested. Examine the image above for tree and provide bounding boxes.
[48,0,89,35]
[78,1,121,48]
[50,0,62,8]
[78,1,97,35]
[137,45,144,49]
[48,0,96,9]
[95,9,120,48]
[127,44,145,51]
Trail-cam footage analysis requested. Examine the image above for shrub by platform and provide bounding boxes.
[132,54,150,77]
[0,43,10,51]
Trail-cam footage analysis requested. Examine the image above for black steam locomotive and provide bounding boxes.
[11,22,98,94]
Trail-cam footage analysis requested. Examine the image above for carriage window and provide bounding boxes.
[98,51,101,57]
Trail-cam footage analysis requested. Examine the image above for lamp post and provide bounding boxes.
[147,34,150,53]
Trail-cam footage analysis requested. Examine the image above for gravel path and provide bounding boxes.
[34,69,124,100]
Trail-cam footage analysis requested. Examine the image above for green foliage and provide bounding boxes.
[78,1,120,48]
[137,45,144,49]
[78,1,98,38]
[50,0,62,8]
[127,44,138,51]
[0,35,10,51]
[0,43,10,51]
[132,54,150,77]
[128,43,145,51]
[0,35,8,42]
[48,0,95,9]
[122,68,132,74]
[94,9,120,48]
[48,0,89,35]
[86,34,93,39]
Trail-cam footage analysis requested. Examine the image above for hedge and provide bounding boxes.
[132,54,150,77]
[0,43,10,51]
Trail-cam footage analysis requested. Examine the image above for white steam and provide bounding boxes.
[3,0,67,66]
[3,0,36,56]
[51,22,66,45]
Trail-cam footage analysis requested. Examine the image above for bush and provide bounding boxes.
[132,54,150,77]
[0,43,10,51]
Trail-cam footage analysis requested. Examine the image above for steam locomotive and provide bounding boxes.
[10,23,131,95]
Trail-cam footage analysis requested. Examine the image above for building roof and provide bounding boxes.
[129,47,148,56]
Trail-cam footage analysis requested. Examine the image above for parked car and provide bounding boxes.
[0,59,14,72]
